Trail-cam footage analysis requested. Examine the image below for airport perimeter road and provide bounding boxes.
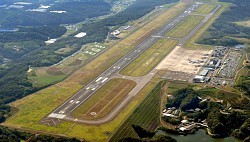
[44,3,220,124]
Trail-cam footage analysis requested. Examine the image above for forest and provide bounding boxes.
[0,126,82,142]
[0,1,111,27]
[198,0,250,46]
[164,88,249,140]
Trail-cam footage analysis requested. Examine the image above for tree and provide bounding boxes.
[132,125,155,139]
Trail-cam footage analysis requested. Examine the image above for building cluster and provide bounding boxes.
[193,46,228,83]
[178,119,208,132]
[111,25,131,37]
[162,97,210,133]
[163,107,180,118]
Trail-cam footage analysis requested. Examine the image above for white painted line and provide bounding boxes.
[95,77,103,82]
[101,77,109,83]
[56,114,66,119]
[48,113,57,118]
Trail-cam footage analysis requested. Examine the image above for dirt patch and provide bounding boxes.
[68,59,83,66]
[156,46,212,74]
[46,67,64,75]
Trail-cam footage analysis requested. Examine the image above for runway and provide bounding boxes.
[42,3,221,125]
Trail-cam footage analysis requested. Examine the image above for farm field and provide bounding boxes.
[109,81,166,142]
[166,15,204,38]
[5,68,165,141]
[72,78,136,120]
[120,39,178,76]
[193,4,217,14]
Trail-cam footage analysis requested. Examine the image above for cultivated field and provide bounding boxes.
[156,46,213,74]
[72,78,136,120]
[166,15,204,38]
[120,39,178,76]
[193,4,217,14]
[109,81,165,142]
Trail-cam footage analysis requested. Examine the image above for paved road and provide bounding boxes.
[44,3,221,125]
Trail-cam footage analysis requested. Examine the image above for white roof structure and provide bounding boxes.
[194,75,205,79]
[74,32,87,38]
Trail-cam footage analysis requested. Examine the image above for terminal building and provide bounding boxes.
[206,58,221,69]
[199,69,209,76]
[193,75,205,83]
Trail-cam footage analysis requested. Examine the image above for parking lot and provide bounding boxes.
[156,46,212,74]
[162,70,194,82]
[210,77,234,87]
[217,50,243,78]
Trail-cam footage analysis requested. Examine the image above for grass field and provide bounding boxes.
[120,39,178,76]
[5,2,188,141]
[166,15,204,38]
[193,4,217,14]
[197,87,249,109]
[5,69,165,142]
[185,3,229,49]
[235,66,250,84]
[234,20,250,28]
[109,81,166,142]
[167,81,190,94]
[72,79,136,120]
[28,2,187,88]
[28,43,107,88]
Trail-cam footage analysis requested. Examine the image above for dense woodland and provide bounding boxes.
[118,125,177,142]
[0,1,111,27]
[198,0,250,46]
[0,126,82,142]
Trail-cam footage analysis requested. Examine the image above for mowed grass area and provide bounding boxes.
[120,39,178,76]
[185,3,229,49]
[28,43,107,88]
[109,81,166,142]
[166,15,204,38]
[72,79,136,120]
[5,71,165,141]
[5,2,188,141]
[193,4,217,14]
[167,81,190,93]
[28,2,187,88]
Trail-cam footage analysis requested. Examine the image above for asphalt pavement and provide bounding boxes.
[43,3,221,125]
